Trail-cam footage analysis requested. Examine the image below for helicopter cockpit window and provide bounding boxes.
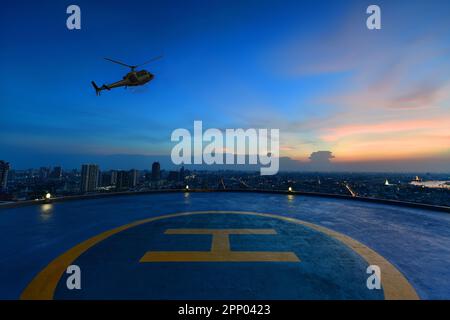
[137,71,147,76]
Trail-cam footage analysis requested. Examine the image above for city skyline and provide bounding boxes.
[3,152,450,173]
[1,0,450,171]
[3,160,449,207]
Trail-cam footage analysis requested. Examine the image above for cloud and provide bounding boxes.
[321,118,450,142]
[309,151,335,164]
[388,84,448,110]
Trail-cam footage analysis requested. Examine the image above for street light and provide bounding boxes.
[45,192,51,200]
[288,186,293,192]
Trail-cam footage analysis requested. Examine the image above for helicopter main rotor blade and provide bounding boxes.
[137,55,163,67]
[104,57,136,69]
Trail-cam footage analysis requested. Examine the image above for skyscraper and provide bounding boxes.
[0,161,10,191]
[101,170,118,187]
[111,170,118,185]
[151,162,160,181]
[116,170,138,190]
[128,169,138,188]
[80,164,100,193]
[116,171,127,190]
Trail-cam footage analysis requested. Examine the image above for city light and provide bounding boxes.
[45,192,51,200]
[288,187,293,192]
[185,185,189,191]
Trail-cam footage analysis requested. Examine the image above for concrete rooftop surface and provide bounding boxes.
[0,192,449,300]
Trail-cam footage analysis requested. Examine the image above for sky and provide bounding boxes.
[1,0,450,171]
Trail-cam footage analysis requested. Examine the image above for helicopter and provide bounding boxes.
[91,56,162,95]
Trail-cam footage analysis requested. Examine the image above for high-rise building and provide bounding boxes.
[97,170,102,187]
[116,170,138,190]
[100,171,110,187]
[80,164,100,193]
[116,171,127,190]
[129,169,138,188]
[111,170,118,185]
[151,162,160,181]
[101,170,118,187]
[0,161,10,191]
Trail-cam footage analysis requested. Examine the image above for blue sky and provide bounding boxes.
[1,0,450,170]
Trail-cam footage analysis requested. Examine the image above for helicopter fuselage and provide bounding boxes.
[123,70,154,86]
[92,69,154,95]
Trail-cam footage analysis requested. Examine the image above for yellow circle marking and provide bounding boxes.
[20,211,419,300]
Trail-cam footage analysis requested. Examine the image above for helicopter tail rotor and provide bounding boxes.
[92,81,102,96]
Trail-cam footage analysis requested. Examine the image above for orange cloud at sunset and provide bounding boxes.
[332,134,450,162]
[321,118,450,142]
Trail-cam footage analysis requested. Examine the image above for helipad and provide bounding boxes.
[1,192,449,299]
